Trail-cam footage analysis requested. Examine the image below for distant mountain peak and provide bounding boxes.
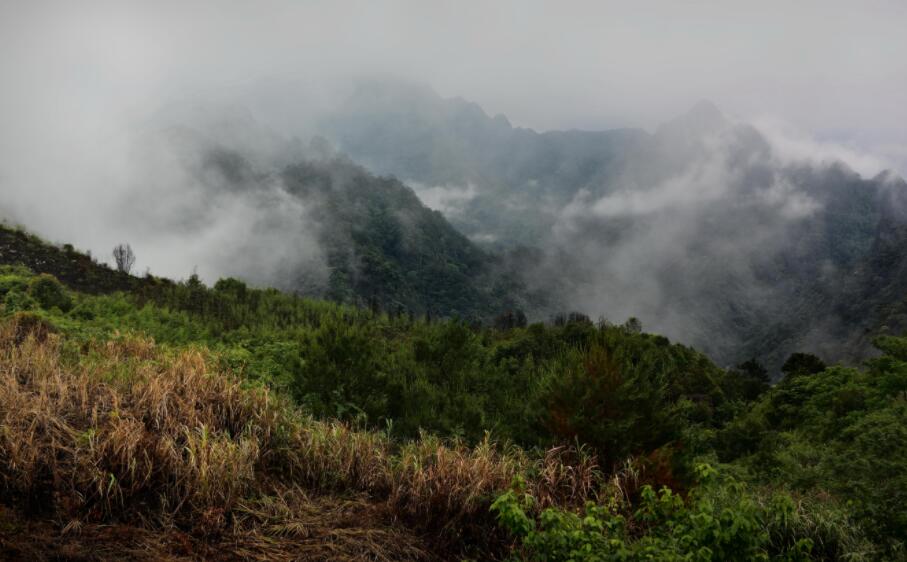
[687,99,723,120]
[656,99,729,139]
[346,76,439,107]
[492,113,512,128]
[873,169,907,186]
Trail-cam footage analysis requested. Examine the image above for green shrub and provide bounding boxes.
[0,275,28,298]
[0,264,33,277]
[28,273,72,312]
[492,466,828,561]
[3,290,37,312]
[67,302,96,321]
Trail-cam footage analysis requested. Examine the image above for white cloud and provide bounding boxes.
[756,178,820,220]
[753,116,894,178]
[409,182,477,217]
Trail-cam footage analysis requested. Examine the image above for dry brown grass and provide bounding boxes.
[0,315,610,560]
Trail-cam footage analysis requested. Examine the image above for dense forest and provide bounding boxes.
[1,226,905,560]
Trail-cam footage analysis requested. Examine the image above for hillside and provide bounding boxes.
[277,156,536,319]
[835,178,907,352]
[1,233,906,559]
[0,228,728,448]
[0,224,146,294]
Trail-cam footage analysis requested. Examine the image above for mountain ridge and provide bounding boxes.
[316,79,907,372]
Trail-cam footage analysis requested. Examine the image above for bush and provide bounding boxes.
[491,465,856,561]
[0,275,28,298]
[27,273,72,312]
[3,290,37,312]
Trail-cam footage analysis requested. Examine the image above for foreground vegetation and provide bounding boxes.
[0,237,905,559]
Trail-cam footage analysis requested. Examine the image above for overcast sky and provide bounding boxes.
[1,0,906,251]
[3,0,905,128]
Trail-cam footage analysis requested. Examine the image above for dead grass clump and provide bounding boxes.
[387,433,525,549]
[9,312,57,345]
[8,311,56,345]
[227,488,430,561]
[529,444,603,510]
[0,325,276,528]
[101,333,157,362]
[282,418,393,493]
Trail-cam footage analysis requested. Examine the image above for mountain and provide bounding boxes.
[275,154,537,319]
[317,79,907,372]
[64,113,538,322]
[1,118,904,558]
[320,79,651,246]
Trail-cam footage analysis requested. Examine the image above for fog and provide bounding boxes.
[4,1,904,128]
[1,0,905,283]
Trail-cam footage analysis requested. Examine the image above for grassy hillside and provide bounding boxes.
[0,231,905,559]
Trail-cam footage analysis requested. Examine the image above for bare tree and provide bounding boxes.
[112,243,136,274]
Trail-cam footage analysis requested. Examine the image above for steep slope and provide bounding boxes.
[833,173,907,354]
[318,79,907,371]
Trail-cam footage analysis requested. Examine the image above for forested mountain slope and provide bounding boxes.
[276,156,535,319]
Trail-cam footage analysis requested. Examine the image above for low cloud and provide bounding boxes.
[753,116,894,178]
[537,116,845,366]
[408,181,478,218]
